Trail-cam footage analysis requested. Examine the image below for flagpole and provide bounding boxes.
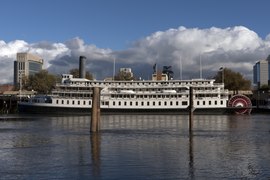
[200,54,202,79]
[179,56,182,80]
[113,58,115,81]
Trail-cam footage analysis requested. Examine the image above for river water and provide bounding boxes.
[0,114,269,179]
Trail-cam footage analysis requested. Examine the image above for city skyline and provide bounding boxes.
[1,0,270,83]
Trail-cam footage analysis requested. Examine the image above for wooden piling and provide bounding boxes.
[189,87,194,133]
[91,87,100,133]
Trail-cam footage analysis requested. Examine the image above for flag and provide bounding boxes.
[219,67,224,71]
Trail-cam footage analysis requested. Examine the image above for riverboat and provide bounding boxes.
[18,72,250,115]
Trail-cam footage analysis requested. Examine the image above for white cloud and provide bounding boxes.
[0,26,270,84]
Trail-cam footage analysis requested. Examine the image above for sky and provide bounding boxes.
[1,0,270,84]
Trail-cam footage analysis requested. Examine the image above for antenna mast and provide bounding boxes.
[199,54,202,79]
[113,58,115,81]
[179,56,182,80]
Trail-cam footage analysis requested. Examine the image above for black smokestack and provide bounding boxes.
[79,56,86,78]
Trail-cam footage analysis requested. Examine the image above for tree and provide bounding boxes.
[259,84,270,91]
[162,66,174,80]
[24,70,57,94]
[69,68,93,80]
[114,71,135,81]
[214,68,251,91]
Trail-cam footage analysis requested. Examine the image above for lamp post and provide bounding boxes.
[19,70,22,102]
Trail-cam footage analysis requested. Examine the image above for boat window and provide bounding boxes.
[170,101,173,106]
[45,97,52,103]
[209,101,211,105]
[164,102,167,106]
[141,102,144,106]
[78,101,80,105]
[215,101,217,105]
[67,100,69,104]
[221,101,223,105]
[72,101,75,105]
[62,100,64,104]
[159,101,161,106]
[203,101,205,105]
[197,101,200,105]
[56,100,59,104]
[83,101,86,105]
[153,102,155,106]
[176,101,179,106]
[136,102,138,106]
[147,102,150,106]
[130,102,132,106]
[113,101,115,106]
[119,102,121,106]
[182,101,188,105]
[124,102,127,106]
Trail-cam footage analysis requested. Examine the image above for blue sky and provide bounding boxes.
[1,0,270,83]
[1,0,270,50]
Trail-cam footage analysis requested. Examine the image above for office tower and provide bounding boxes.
[253,55,270,88]
[14,52,43,86]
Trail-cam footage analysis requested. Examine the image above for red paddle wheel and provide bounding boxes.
[228,94,252,114]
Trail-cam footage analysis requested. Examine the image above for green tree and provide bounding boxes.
[24,70,57,94]
[259,84,270,91]
[114,71,135,81]
[214,68,251,90]
[69,68,93,80]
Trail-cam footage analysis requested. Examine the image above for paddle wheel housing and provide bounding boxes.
[228,94,252,114]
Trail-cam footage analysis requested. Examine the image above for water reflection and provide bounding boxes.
[189,131,194,179]
[0,114,269,179]
[90,133,101,177]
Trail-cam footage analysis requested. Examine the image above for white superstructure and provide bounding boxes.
[18,73,229,114]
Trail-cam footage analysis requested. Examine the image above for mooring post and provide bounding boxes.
[189,87,194,133]
[91,87,100,133]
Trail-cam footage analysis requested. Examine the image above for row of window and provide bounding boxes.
[111,101,188,106]
[57,87,218,92]
[111,100,225,106]
[54,93,224,99]
[68,80,213,86]
[56,99,92,105]
[111,94,221,99]
[55,99,225,107]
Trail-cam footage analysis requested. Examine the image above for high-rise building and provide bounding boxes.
[253,55,270,88]
[14,52,43,86]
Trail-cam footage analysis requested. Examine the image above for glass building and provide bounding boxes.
[14,53,43,86]
[253,55,270,88]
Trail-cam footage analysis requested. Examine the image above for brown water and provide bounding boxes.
[0,114,269,179]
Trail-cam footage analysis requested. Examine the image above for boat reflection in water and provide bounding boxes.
[0,114,269,179]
